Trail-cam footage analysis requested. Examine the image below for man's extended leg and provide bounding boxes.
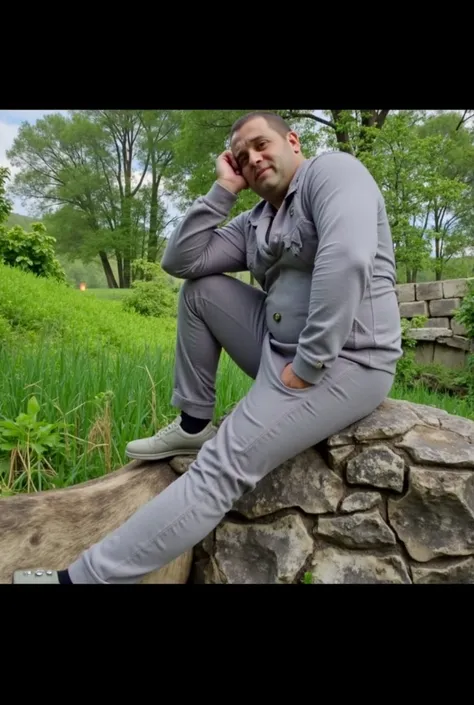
[65,335,395,584]
[124,274,267,460]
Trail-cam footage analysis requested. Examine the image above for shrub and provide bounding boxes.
[122,258,178,318]
[0,221,66,283]
[395,314,427,384]
[454,280,474,339]
[453,282,474,397]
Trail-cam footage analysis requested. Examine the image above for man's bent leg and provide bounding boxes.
[171,274,267,419]
[68,336,395,584]
[125,274,267,460]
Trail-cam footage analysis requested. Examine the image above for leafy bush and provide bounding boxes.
[395,314,427,384]
[454,279,474,339]
[452,282,474,397]
[122,258,178,318]
[0,221,66,282]
[0,395,69,493]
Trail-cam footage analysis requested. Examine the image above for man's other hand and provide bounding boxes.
[281,363,313,390]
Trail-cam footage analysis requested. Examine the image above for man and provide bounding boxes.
[13,111,402,584]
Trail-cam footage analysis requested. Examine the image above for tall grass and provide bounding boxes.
[2,328,472,493]
[1,262,473,495]
[0,334,253,490]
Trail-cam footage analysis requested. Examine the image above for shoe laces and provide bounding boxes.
[154,417,181,439]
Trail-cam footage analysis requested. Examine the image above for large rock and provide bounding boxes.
[192,398,474,584]
[309,540,411,584]
[234,448,344,518]
[198,514,313,584]
[0,459,193,584]
[388,467,474,561]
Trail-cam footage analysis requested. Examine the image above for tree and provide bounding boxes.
[282,109,390,155]
[7,110,179,288]
[417,111,474,279]
[0,166,13,226]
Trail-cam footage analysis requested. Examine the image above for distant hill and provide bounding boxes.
[5,213,42,229]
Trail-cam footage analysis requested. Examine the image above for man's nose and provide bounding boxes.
[249,150,262,166]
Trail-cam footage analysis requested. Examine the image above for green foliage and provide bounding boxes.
[454,279,474,339]
[7,110,180,288]
[395,314,427,384]
[0,260,176,351]
[0,221,66,282]
[2,260,474,496]
[165,109,323,217]
[360,110,474,282]
[0,166,13,226]
[5,212,38,229]
[0,314,12,342]
[122,258,178,318]
[0,395,70,492]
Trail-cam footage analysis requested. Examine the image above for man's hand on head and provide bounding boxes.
[216,150,248,195]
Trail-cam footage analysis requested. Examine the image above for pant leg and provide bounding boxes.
[171,274,267,419]
[68,335,395,584]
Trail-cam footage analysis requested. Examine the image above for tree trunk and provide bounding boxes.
[98,250,118,288]
[115,250,124,288]
[147,175,160,263]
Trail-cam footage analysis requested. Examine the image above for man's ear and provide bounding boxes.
[287,130,301,153]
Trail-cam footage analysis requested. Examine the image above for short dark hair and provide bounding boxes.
[230,111,292,139]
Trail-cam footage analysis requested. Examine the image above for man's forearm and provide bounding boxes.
[161,182,246,279]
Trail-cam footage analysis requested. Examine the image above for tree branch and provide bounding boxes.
[283,111,336,129]
[455,110,474,131]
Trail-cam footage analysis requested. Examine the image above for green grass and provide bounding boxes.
[0,334,251,490]
[390,382,474,418]
[84,288,130,301]
[1,260,474,495]
[0,262,177,351]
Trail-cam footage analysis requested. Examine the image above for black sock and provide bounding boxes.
[180,411,211,434]
[58,569,73,584]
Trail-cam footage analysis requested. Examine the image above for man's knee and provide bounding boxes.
[180,274,234,306]
[181,274,232,297]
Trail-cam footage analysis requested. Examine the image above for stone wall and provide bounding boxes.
[185,399,474,584]
[396,278,473,369]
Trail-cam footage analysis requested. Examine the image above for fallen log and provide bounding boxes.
[0,459,193,584]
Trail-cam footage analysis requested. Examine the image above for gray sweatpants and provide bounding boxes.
[68,275,395,583]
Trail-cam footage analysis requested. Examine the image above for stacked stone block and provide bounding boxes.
[396,278,473,369]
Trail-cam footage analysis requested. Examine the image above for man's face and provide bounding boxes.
[230,117,304,205]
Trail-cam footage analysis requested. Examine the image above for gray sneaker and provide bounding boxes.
[125,415,217,461]
[13,569,60,584]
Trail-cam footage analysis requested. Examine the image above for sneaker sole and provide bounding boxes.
[125,447,204,461]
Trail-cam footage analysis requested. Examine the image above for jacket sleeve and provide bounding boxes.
[291,152,379,385]
[160,182,247,279]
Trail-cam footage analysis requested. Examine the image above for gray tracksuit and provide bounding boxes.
[67,152,402,584]
[162,151,402,384]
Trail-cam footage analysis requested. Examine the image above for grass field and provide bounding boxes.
[1,262,473,495]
